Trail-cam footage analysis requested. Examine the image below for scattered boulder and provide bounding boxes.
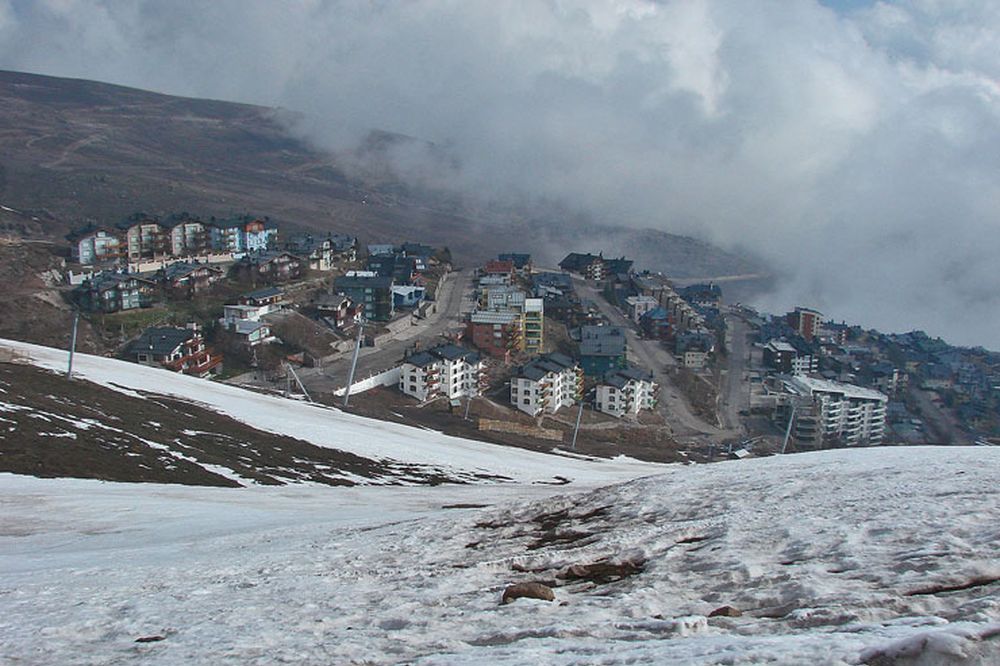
[709,605,742,618]
[135,635,166,643]
[501,581,556,604]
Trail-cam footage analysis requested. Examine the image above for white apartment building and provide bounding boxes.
[781,376,888,447]
[595,367,657,418]
[399,344,484,403]
[510,353,582,416]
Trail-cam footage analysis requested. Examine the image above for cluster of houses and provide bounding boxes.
[748,307,1000,444]
[745,306,894,448]
[390,252,659,420]
[66,212,360,315]
[331,242,440,322]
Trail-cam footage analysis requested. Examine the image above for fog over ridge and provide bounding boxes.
[1,0,999,348]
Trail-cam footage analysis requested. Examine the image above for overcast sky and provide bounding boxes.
[1,1,999,348]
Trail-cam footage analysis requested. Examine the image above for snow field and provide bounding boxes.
[2,446,998,664]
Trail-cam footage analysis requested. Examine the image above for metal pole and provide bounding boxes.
[67,311,79,379]
[781,403,796,454]
[343,320,365,407]
[570,400,584,450]
[463,395,472,420]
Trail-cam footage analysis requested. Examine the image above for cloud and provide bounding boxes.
[1,0,999,348]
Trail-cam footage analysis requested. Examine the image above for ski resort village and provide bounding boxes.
[0,207,998,665]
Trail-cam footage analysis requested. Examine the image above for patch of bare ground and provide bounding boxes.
[671,366,720,425]
[0,361,457,486]
[332,386,684,463]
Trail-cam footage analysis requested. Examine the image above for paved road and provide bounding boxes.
[571,276,729,439]
[297,268,475,396]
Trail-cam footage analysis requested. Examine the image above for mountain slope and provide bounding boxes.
[1,446,997,664]
[0,338,659,486]
[0,69,762,276]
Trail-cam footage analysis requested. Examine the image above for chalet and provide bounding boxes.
[75,273,155,313]
[312,292,360,331]
[236,251,302,282]
[510,353,582,416]
[285,232,358,271]
[482,259,515,285]
[679,283,722,309]
[498,253,532,275]
[219,302,275,347]
[367,243,398,257]
[127,326,222,378]
[398,344,484,402]
[595,366,657,418]
[159,262,224,294]
[559,252,606,281]
[240,286,285,312]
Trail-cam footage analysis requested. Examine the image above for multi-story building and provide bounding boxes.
[763,339,818,375]
[398,344,484,403]
[510,353,583,416]
[207,215,278,255]
[778,376,888,448]
[787,307,823,342]
[522,298,544,355]
[75,273,155,313]
[163,213,210,257]
[625,295,658,323]
[466,310,523,363]
[334,274,395,321]
[578,325,627,376]
[67,226,124,265]
[595,367,657,418]
[117,215,169,263]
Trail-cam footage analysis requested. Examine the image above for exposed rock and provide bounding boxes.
[501,581,555,604]
[557,552,647,584]
[709,605,742,618]
[135,635,166,643]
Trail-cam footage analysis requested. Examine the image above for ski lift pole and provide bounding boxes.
[67,311,79,379]
[570,400,584,450]
[343,319,365,407]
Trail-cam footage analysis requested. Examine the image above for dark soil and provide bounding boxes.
[0,360,453,486]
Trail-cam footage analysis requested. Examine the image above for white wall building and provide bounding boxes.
[781,376,888,447]
[624,295,658,323]
[398,344,484,403]
[595,367,658,418]
[510,353,582,416]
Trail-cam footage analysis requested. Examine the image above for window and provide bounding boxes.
[523,398,530,405]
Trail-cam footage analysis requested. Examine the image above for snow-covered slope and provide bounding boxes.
[2,446,997,664]
[0,338,658,485]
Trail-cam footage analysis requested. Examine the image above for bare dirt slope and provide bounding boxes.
[0,69,763,276]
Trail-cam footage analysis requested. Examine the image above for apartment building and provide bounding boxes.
[398,344,484,403]
[595,366,658,418]
[779,376,888,447]
[510,353,583,416]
